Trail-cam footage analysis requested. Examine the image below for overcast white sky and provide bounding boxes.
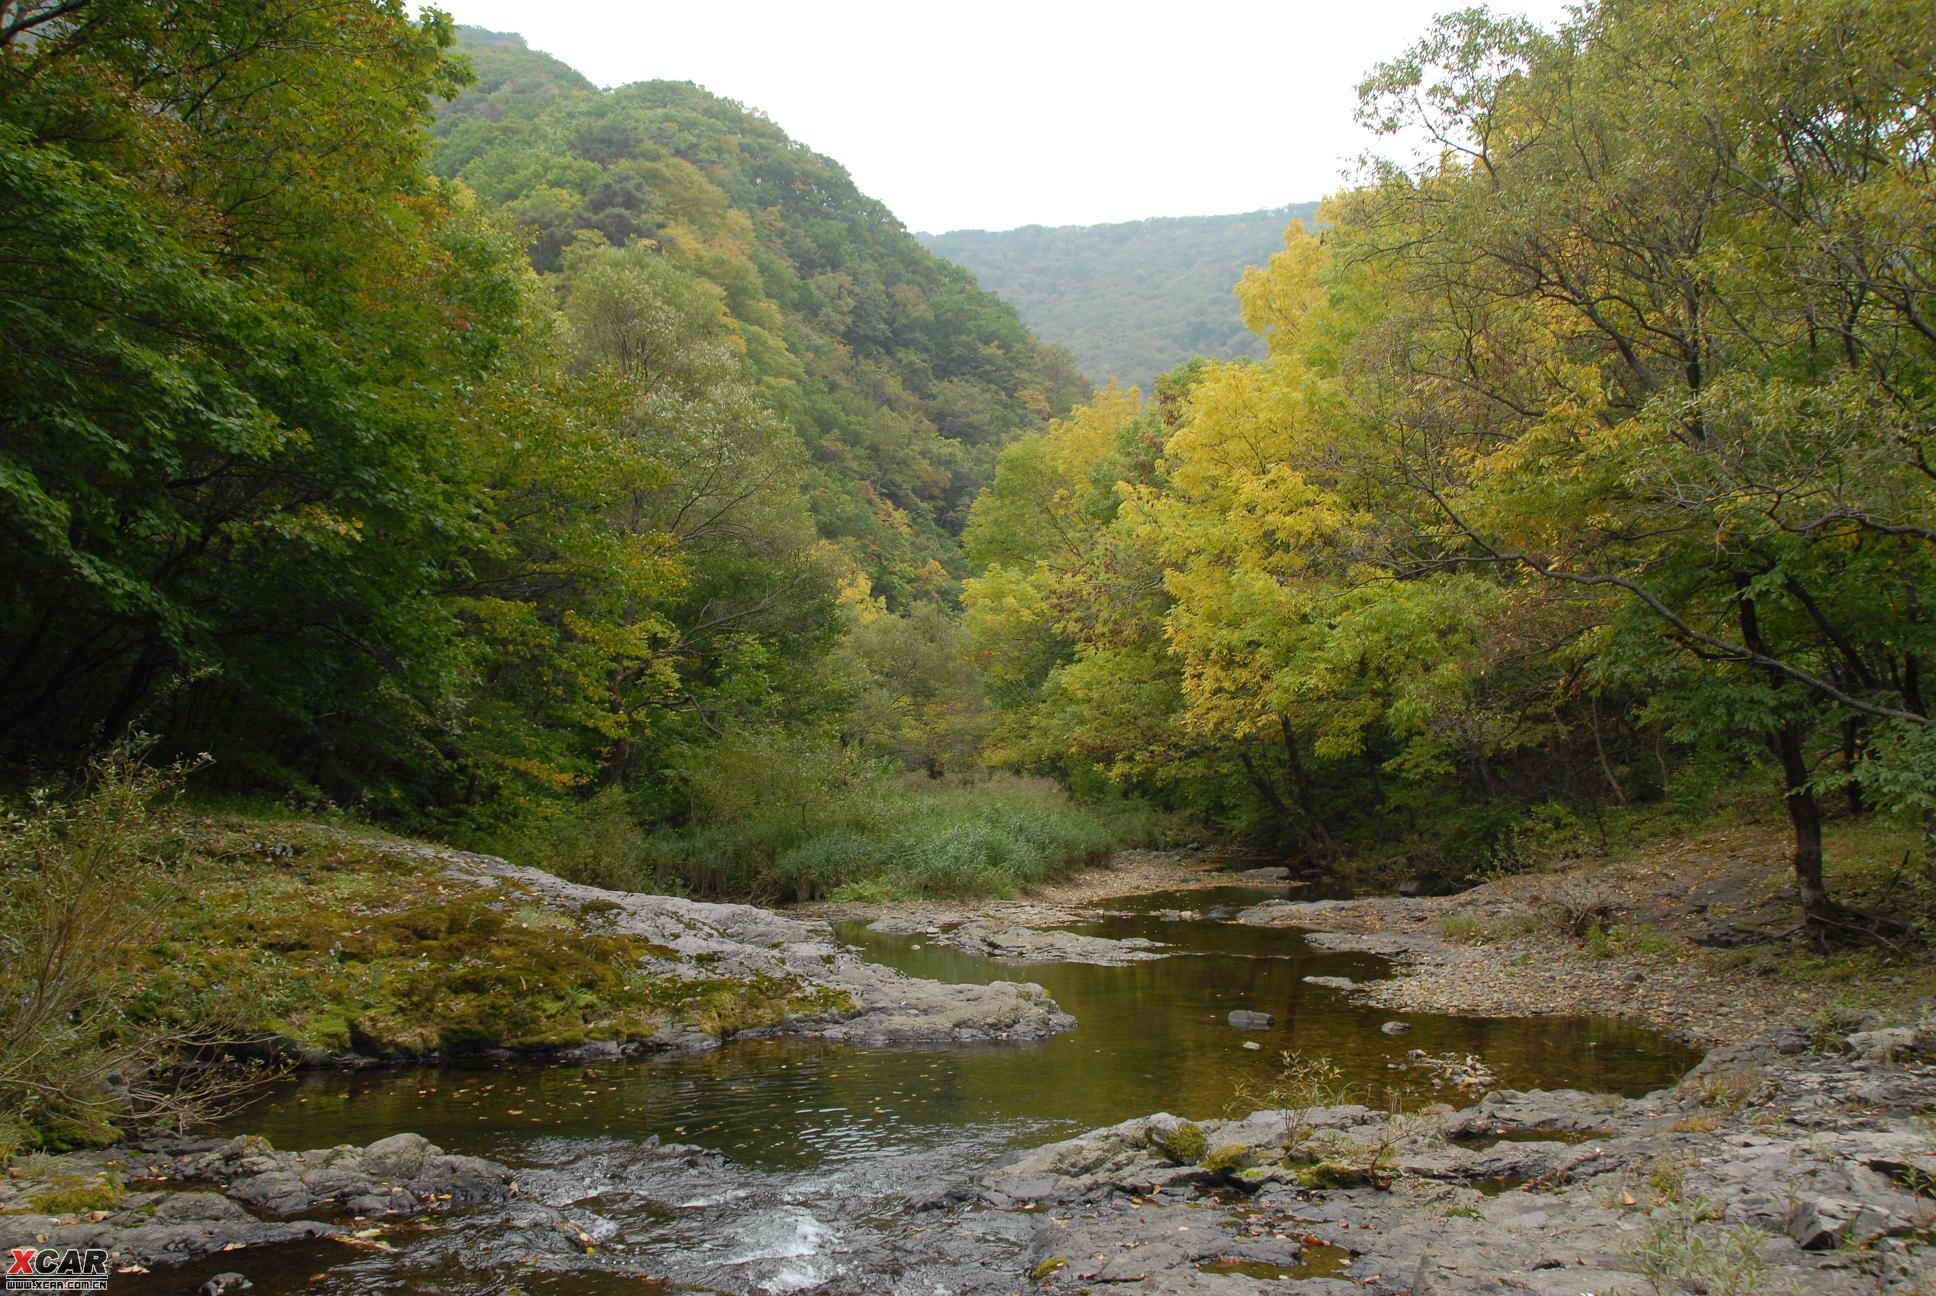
[427,0,1574,234]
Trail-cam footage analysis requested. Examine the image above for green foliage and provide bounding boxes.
[0,1,537,802]
[499,729,1159,903]
[0,749,269,1151]
[666,762,1153,903]
[0,9,1090,865]
[920,205,1321,389]
[431,27,1086,605]
[962,0,1936,927]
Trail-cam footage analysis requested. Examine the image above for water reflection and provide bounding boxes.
[196,886,1700,1295]
[226,888,1694,1169]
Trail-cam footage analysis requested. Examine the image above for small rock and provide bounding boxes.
[1787,1195,1895,1250]
[1845,1028,1936,1064]
[1228,1010,1275,1030]
[1242,1040,1263,1051]
[1381,1020,1413,1035]
[200,1274,252,1296]
[362,1132,435,1179]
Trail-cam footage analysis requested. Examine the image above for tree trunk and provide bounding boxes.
[1588,695,1629,807]
[1771,719,1834,926]
[1278,715,1338,860]
[1735,579,1902,944]
[100,637,167,742]
[1238,748,1291,823]
[1735,578,1839,938]
[1841,719,1866,816]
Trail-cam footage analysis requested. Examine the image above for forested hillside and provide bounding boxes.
[920,204,1320,389]
[432,30,1089,605]
[0,7,1116,890]
[2,0,1932,944]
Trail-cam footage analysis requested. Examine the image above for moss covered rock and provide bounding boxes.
[131,824,853,1061]
[1151,1120,1208,1165]
[1199,1143,1253,1175]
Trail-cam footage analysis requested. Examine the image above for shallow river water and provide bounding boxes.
[181,885,1697,1294]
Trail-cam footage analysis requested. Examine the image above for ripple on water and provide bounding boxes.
[205,884,1699,1294]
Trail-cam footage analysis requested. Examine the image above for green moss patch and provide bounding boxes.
[1152,1120,1207,1165]
[29,1174,126,1215]
[1289,1159,1376,1190]
[128,821,852,1059]
[1198,1142,1253,1175]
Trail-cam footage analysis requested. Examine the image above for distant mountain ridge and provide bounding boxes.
[920,203,1321,390]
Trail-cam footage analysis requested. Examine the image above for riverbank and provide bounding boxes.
[986,1028,1936,1293]
[10,814,1934,1293]
[799,845,1286,964]
[1236,814,1936,1049]
[87,817,1076,1074]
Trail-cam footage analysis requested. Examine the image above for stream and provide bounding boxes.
[182,884,1697,1294]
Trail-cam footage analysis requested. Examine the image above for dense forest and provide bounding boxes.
[961,0,1936,938]
[432,30,1090,602]
[2,0,1933,935]
[920,204,1321,389]
[0,11,1110,900]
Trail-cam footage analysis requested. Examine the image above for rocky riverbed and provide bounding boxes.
[863,912,1171,964]
[802,846,1287,967]
[12,841,1930,1294]
[983,1029,1936,1293]
[14,1030,1933,1293]
[0,1131,538,1272]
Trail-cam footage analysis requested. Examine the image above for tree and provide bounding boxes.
[1337,0,1936,934]
[0,1,521,791]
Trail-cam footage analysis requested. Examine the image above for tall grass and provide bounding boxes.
[0,749,276,1155]
[491,730,1173,903]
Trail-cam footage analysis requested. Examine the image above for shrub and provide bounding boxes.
[1584,924,1614,958]
[1633,1198,1769,1296]
[0,748,274,1153]
[489,786,652,893]
[524,727,1166,903]
[1229,1051,1356,1145]
[1544,877,1618,940]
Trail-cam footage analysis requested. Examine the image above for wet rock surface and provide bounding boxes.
[0,1132,553,1271]
[958,1038,1936,1293]
[862,913,1170,965]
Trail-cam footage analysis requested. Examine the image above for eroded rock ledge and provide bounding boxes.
[0,1132,544,1271]
[971,1035,1936,1293]
[865,912,1169,965]
[442,853,1076,1050]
